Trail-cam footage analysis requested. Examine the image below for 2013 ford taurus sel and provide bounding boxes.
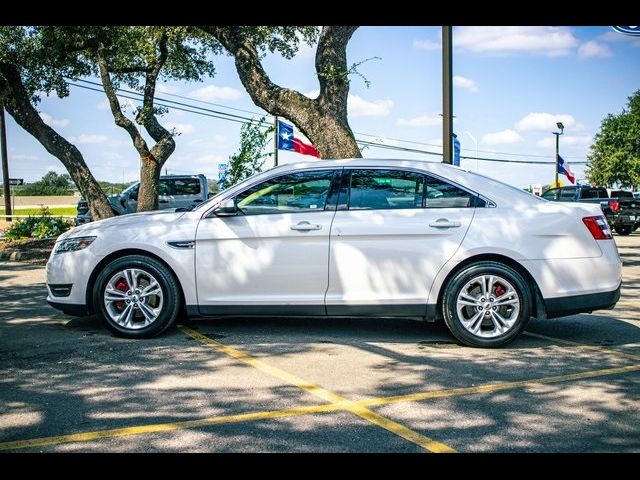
[46,159,622,347]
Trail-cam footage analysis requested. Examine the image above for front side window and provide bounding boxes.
[542,188,559,201]
[235,170,335,215]
[348,169,425,210]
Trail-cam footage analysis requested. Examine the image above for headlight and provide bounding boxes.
[54,236,97,254]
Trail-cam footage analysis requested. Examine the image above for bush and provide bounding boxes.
[4,209,72,240]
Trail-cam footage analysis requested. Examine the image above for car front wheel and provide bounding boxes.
[93,255,181,338]
[442,261,531,348]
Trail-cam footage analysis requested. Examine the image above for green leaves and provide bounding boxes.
[586,90,640,188]
[224,117,274,188]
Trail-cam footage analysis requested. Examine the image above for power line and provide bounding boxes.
[67,80,588,166]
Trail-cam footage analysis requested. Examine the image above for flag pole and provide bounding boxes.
[273,116,279,167]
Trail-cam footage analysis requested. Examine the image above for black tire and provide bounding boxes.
[614,225,633,236]
[93,255,181,338]
[442,261,531,348]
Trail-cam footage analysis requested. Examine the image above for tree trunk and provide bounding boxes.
[0,63,113,220]
[137,155,160,211]
[201,26,362,160]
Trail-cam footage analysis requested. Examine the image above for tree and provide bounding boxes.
[35,26,218,211]
[17,171,73,196]
[0,27,114,220]
[200,26,363,159]
[224,118,274,188]
[587,90,640,189]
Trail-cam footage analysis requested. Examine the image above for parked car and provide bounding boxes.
[47,159,622,348]
[542,185,640,235]
[76,174,210,224]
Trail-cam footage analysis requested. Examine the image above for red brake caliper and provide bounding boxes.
[114,279,129,310]
[494,284,506,297]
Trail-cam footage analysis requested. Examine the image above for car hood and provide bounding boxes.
[59,210,195,241]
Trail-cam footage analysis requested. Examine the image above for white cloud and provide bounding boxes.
[536,135,593,149]
[481,129,523,145]
[190,85,243,102]
[516,113,576,132]
[304,91,394,117]
[397,113,441,128]
[100,152,124,162]
[348,95,394,117]
[165,122,195,135]
[598,30,640,47]
[455,26,579,57]
[69,134,107,144]
[578,41,613,59]
[156,84,182,94]
[413,39,440,51]
[453,75,479,93]
[39,112,69,128]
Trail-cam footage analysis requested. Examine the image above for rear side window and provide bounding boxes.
[559,188,577,201]
[424,175,475,208]
[542,189,559,200]
[348,169,425,210]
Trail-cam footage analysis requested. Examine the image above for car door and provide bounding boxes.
[157,179,173,210]
[195,168,339,315]
[326,168,476,316]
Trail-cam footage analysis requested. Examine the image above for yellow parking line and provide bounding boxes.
[524,331,640,362]
[0,403,342,452]
[180,326,456,453]
[355,363,640,409]
[3,357,638,452]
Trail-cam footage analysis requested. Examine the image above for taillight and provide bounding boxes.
[582,216,612,240]
[608,200,620,213]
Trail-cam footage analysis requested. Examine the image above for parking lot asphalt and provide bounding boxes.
[1,234,638,453]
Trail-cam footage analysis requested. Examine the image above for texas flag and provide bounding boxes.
[557,155,576,184]
[277,120,321,158]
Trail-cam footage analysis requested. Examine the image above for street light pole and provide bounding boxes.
[553,122,564,187]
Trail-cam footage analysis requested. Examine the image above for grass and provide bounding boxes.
[0,207,76,216]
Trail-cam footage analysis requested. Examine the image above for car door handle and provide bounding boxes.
[290,221,322,231]
[429,219,461,228]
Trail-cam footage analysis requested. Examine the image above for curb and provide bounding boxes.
[0,250,29,261]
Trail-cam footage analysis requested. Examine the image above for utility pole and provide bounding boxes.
[553,122,564,187]
[0,101,12,222]
[273,115,279,167]
[442,26,453,165]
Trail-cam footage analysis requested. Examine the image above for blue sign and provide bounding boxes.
[612,26,640,36]
[453,133,460,167]
[218,163,227,171]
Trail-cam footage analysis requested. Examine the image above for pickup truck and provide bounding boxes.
[542,185,640,235]
[76,174,210,225]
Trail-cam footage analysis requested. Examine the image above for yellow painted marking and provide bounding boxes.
[2,357,638,452]
[0,403,342,452]
[355,363,640,409]
[524,331,640,362]
[180,326,455,453]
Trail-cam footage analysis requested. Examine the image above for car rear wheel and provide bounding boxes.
[614,225,633,236]
[442,261,531,348]
[93,255,181,338]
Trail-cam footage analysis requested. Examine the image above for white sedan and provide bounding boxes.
[46,159,622,347]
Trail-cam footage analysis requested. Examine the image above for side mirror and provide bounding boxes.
[214,198,238,217]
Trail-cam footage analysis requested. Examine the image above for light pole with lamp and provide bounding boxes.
[553,122,564,187]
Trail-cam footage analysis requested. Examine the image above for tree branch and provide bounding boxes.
[96,43,150,159]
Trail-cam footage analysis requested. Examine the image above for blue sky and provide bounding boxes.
[5,26,640,188]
